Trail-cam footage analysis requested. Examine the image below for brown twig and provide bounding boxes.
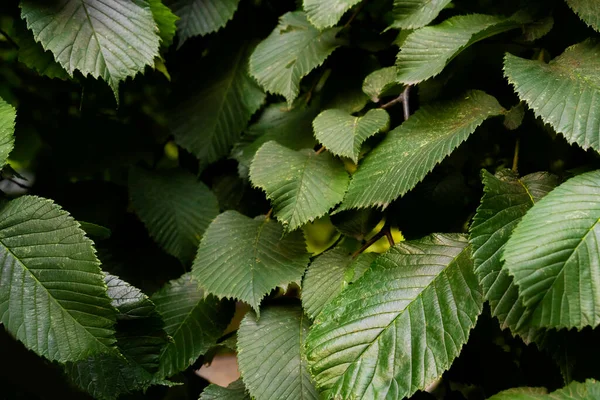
[265,208,273,220]
[315,146,326,155]
[352,230,385,258]
[512,138,520,173]
[380,94,404,110]
[343,0,367,30]
[401,85,411,120]
[384,228,395,246]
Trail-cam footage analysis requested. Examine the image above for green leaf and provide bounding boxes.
[149,0,179,48]
[129,167,219,263]
[340,90,505,210]
[67,274,170,399]
[0,98,16,170]
[504,39,600,152]
[171,43,265,164]
[396,13,527,85]
[390,0,452,29]
[303,0,362,29]
[313,108,390,163]
[238,305,319,400]
[250,141,350,231]
[231,101,319,177]
[362,66,403,103]
[504,102,526,130]
[151,273,235,379]
[565,0,600,32]
[469,169,558,340]
[200,380,250,400]
[0,196,116,363]
[20,0,161,98]
[192,211,310,313]
[488,379,600,399]
[13,24,69,80]
[503,169,600,329]
[249,12,343,104]
[305,234,482,399]
[167,0,240,45]
[302,243,377,319]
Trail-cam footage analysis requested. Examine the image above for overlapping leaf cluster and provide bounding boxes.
[2,0,600,399]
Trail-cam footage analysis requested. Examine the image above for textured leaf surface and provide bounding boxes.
[200,380,250,400]
[504,170,600,329]
[565,0,600,31]
[390,0,452,29]
[304,0,362,29]
[504,40,600,152]
[192,211,310,312]
[313,108,389,162]
[469,169,558,339]
[171,43,265,164]
[249,12,342,104]
[341,91,504,210]
[0,98,16,169]
[67,274,170,399]
[149,0,179,48]
[14,25,69,80]
[396,13,526,84]
[362,66,403,102]
[129,167,219,263]
[152,274,234,379]
[20,0,160,96]
[238,305,318,400]
[231,101,319,176]
[0,196,116,363]
[305,234,482,399]
[488,379,600,399]
[168,0,240,45]
[302,243,377,319]
[250,141,350,231]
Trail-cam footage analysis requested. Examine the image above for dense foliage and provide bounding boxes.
[2,0,600,399]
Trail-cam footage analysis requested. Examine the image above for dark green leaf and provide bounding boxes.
[168,0,240,45]
[0,98,15,169]
[304,0,362,29]
[200,380,250,400]
[488,379,600,399]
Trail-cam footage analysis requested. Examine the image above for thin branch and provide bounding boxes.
[315,146,326,155]
[352,230,385,258]
[512,138,520,173]
[384,228,395,246]
[0,29,18,48]
[343,0,367,30]
[401,85,411,120]
[380,94,404,110]
[265,208,273,220]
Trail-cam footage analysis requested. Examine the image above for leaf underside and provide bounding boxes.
[340,90,505,211]
[503,169,600,329]
[305,233,483,399]
[250,141,350,231]
[192,211,310,313]
[504,39,600,152]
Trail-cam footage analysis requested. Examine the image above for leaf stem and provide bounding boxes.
[384,228,395,246]
[401,85,411,120]
[352,230,385,258]
[0,29,18,48]
[315,146,325,155]
[512,138,520,173]
[380,94,404,110]
[265,208,273,220]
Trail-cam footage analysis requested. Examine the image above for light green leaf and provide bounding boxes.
[171,43,265,164]
[565,0,600,32]
[13,24,69,80]
[302,243,377,319]
[192,211,310,313]
[362,66,403,103]
[0,196,116,363]
[305,234,482,399]
[250,141,350,231]
[67,274,170,399]
[469,169,558,340]
[504,39,600,152]
[152,273,235,379]
[129,167,219,263]
[149,0,179,48]
[396,13,528,84]
[249,12,343,104]
[200,380,250,400]
[390,0,452,29]
[20,0,161,98]
[340,90,504,210]
[168,0,240,45]
[238,305,319,400]
[313,108,389,163]
[231,101,319,177]
[504,169,600,329]
[304,0,362,29]
[0,98,16,170]
[488,379,600,400]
